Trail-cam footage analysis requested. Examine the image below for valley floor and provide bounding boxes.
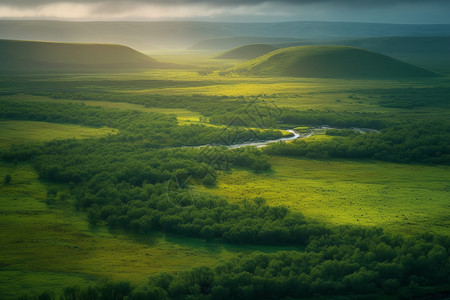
[0,54,449,298]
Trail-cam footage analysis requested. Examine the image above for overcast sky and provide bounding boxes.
[0,0,449,23]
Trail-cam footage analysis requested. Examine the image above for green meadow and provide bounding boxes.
[198,155,450,235]
[0,120,117,148]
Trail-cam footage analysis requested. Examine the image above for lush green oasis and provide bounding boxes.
[0,48,449,300]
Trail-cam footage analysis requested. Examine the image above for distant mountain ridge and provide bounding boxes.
[0,39,171,73]
[1,20,450,50]
[190,37,301,51]
[228,46,440,79]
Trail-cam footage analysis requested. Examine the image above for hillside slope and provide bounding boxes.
[228,46,440,79]
[0,39,167,73]
[215,44,278,59]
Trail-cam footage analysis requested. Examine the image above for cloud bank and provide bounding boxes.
[1,0,448,7]
[0,0,449,23]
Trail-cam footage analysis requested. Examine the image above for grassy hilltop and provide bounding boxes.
[271,36,450,73]
[0,39,171,73]
[229,45,440,79]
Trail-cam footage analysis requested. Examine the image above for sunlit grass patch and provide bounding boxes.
[2,94,202,123]
[198,156,450,236]
[0,120,117,148]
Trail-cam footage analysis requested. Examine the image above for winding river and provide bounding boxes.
[227,129,303,149]
[225,126,379,149]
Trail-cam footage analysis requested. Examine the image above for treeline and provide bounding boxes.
[24,228,450,299]
[28,90,259,121]
[265,121,450,164]
[0,100,282,147]
[0,98,160,128]
[349,87,450,108]
[210,109,392,130]
[278,110,391,130]
[27,90,394,130]
[32,91,282,128]
[120,231,450,299]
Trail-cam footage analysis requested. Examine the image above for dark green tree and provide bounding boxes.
[4,174,11,184]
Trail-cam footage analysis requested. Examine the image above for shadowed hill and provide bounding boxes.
[0,39,172,73]
[328,37,450,74]
[271,36,450,73]
[215,44,278,59]
[228,46,440,79]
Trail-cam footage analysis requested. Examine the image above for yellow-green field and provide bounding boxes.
[34,70,448,119]
[1,94,202,123]
[0,163,295,299]
[198,155,450,236]
[149,51,245,69]
[0,120,117,148]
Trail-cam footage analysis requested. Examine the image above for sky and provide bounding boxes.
[0,0,449,24]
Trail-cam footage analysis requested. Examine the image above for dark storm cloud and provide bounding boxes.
[2,0,450,8]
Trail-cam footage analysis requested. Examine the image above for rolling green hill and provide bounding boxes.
[215,44,278,59]
[0,39,170,73]
[330,36,450,74]
[271,36,450,73]
[228,45,440,79]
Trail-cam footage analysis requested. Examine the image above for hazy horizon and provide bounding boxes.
[0,0,449,24]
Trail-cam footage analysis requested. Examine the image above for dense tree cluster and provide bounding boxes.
[277,110,390,130]
[265,122,450,164]
[25,228,450,299]
[349,87,450,108]
[138,231,449,300]
[4,136,321,245]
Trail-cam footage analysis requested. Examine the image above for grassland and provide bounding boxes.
[198,155,450,236]
[0,120,117,148]
[110,72,449,121]
[0,50,449,298]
